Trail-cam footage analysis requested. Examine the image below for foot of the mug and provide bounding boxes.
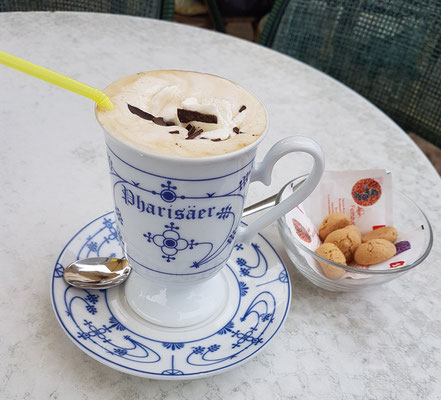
[124,270,228,328]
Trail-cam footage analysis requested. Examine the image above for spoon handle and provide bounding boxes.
[242,194,277,218]
[242,179,304,219]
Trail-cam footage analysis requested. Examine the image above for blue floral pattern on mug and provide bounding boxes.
[143,222,198,262]
[107,144,254,276]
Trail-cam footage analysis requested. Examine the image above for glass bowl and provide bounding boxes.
[276,175,433,292]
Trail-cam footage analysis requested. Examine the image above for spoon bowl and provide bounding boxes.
[63,257,131,289]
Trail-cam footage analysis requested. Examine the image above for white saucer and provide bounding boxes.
[51,212,291,380]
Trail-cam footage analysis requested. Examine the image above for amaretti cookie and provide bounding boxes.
[315,243,347,280]
[362,226,398,243]
[318,213,351,241]
[354,239,396,265]
[324,225,362,263]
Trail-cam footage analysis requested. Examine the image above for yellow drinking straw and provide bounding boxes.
[0,50,114,110]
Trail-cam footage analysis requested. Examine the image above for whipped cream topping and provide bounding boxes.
[96,70,267,158]
[178,96,245,140]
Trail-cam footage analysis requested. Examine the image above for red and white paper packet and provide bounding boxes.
[284,170,425,280]
[308,169,393,232]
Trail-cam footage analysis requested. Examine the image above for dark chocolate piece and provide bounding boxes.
[178,109,217,124]
[169,130,180,134]
[186,124,193,131]
[186,125,196,137]
[239,105,246,113]
[186,128,203,140]
[152,117,168,126]
[127,104,154,121]
[211,138,222,142]
[233,127,240,134]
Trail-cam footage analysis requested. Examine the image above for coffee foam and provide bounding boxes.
[96,70,267,158]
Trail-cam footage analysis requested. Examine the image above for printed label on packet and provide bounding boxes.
[307,170,392,234]
[286,204,321,250]
[285,204,325,277]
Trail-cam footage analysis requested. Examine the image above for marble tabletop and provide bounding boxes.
[1,11,440,400]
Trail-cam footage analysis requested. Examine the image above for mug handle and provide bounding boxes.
[235,136,325,244]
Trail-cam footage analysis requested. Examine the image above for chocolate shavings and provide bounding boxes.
[178,109,217,124]
[169,130,180,134]
[211,138,222,142]
[233,127,240,134]
[239,105,246,113]
[127,104,154,120]
[152,117,175,126]
[186,128,204,140]
[128,104,174,126]
[152,117,168,126]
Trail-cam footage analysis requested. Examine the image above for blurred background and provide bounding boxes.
[1,0,440,174]
[174,0,273,41]
[174,0,440,174]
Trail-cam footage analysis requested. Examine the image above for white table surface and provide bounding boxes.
[1,12,440,400]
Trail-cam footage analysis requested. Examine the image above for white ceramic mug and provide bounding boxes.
[100,99,324,328]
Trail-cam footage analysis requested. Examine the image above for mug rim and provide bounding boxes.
[95,69,269,164]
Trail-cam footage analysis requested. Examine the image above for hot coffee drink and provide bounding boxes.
[96,70,324,327]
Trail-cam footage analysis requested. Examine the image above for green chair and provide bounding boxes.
[205,0,226,32]
[261,0,441,148]
[0,0,175,20]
